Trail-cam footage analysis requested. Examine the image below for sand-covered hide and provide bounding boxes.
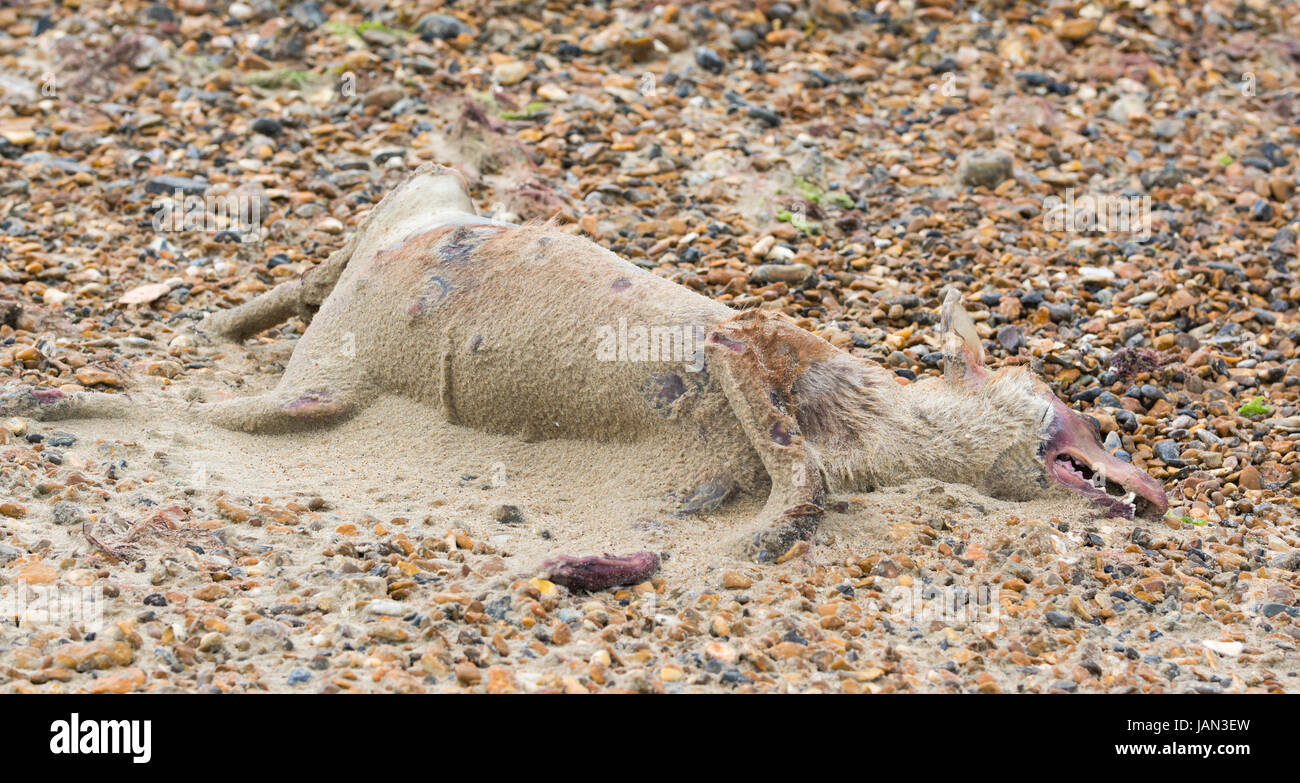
[2,0,1299,694]
[1,343,1296,693]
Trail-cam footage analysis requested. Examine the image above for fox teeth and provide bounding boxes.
[1122,491,1135,505]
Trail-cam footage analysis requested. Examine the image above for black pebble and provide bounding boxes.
[251,117,284,137]
[1045,611,1074,628]
[694,47,725,74]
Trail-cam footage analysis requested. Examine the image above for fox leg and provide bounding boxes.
[200,162,476,344]
[193,384,361,433]
[0,386,134,421]
[0,378,360,434]
[199,233,359,343]
[197,306,370,433]
[704,334,826,563]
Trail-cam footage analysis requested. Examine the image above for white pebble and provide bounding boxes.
[1202,640,1243,657]
[365,599,407,616]
[767,245,796,262]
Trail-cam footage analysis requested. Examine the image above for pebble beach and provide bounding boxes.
[0,0,1298,693]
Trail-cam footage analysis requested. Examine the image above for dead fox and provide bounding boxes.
[3,163,1167,587]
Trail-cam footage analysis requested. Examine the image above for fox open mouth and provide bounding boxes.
[1049,450,1164,520]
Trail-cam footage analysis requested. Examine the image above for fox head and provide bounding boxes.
[928,290,1169,520]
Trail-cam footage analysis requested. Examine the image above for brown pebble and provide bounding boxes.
[1239,466,1262,491]
[454,663,481,685]
[722,571,753,589]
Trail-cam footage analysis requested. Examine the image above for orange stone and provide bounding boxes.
[88,667,147,694]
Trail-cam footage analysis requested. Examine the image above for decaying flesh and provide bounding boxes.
[0,163,1168,587]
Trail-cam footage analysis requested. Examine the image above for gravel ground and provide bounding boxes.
[0,0,1298,693]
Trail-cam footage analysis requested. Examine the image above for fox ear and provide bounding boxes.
[940,289,986,384]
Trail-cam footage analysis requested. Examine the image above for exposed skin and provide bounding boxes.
[0,163,1169,584]
[542,552,663,593]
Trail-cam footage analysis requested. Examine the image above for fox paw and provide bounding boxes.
[736,503,822,564]
[0,385,66,419]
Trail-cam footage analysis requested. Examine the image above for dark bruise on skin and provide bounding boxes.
[437,226,485,264]
[468,333,483,352]
[408,273,449,318]
[770,421,792,446]
[542,551,661,592]
[644,372,686,408]
[641,369,710,416]
[610,277,633,293]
